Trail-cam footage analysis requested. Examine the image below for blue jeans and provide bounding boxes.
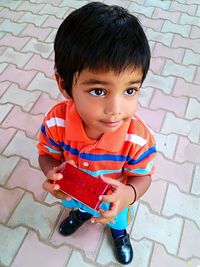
[62,199,134,230]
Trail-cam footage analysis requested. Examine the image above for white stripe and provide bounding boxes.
[125,134,147,146]
[46,117,65,128]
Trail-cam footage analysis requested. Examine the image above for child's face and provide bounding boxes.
[72,68,142,140]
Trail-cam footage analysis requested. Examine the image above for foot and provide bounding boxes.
[59,210,91,236]
[113,232,133,265]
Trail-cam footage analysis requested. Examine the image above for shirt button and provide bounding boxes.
[83,162,89,167]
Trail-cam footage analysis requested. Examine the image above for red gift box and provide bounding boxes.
[54,163,111,211]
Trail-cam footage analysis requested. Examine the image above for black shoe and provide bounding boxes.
[113,232,133,265]
[59,210,91,236]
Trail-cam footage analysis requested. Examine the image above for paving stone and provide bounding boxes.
[162,184,200,228]
[180,13,200,27]
[42,15,62,29]
[12,231,71,267]
[152,43,185,64]
[0,19,26,35]
[39,3,67,18]
[16,1,45,13]
[0,7,24,21]
[0,225,27,267]
[170,1,197,16]
[0,155,20,185]
[129,2,154,17]
[194,67,200,85]
[161,112,200,143]
[45,28,57,43]
[138,15,164,32]
[153,133,178,159]
[0,81,10,96]
[0,64,37,90]
[146,28,173,46]
[61,0,90,9]
[141,179,168,213]
[1,106,43,138]
[179,220,200,260]
[150,90,187,117]
[27,72,60,99]
[0,62,7,73]
[150,243,200,267]
[143,71,175,94]
[175,136,200,164]
[150,57,165,75]
[67,251,98,267]
[22,38,53,59]
[162,21,191,38]
[8,192,62,239]
[31,92,57,114]
[191,165,200,195]
[138,87,154,108]
[137,106,165,132]
[145,0,171,9]
[172,35,200,54]
[131,203,183,255]
[153,8,181,23]
[0,1,22,10]
[183,49,200,66]
[173,78,200,100]
[6,159,47,201]
[0,187,24,223]
[163,59,196,83]
[185,98,200,119]
[0,128,16,153]
[20,24,53,41]
[3,130,38,168]
[19,11,48,26]
[190,25,200,38]
[51,209,105,260]
[0,83,40,112]
[0,103,13,124]
[1,47,32,69]
[0,33,30,51]
[103,0,130,8]
[153,154,194,193]
[24,54,54,78]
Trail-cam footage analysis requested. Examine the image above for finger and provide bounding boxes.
[47,169,63,181]
[100,175,121,187]
[99,208,117,219]
[43,180,72,200]
[55,160,76,172]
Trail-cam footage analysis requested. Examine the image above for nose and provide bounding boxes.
[104,95,122,116]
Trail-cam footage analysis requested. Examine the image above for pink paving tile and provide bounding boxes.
[138,15,164,32]
[194,66,200,85]
[51,209,105,260]
[173,78,200,100]
[0,128,17,153]
[150,90,188,117]
[42,15,62,29]
[0,7,24,21]
[1,106,44,138]
[152,43,185,64]
[175,136,200,164]
[20,24,53,42]
[17,1,45,13]
[153,153,194,193]
[12,231,71,267]
[0,81,10,96]
[103,0,130,8]
[1,33,30,51]
[0,65,37,90]
[150,57,165,75]
[137,106,165,132]
[0,187,24,223]
[141,179,168,213]
[170,2,197,16]
[153,8,181,24]
[24,54,54,78]
[31,93,57,114]
[172,35,200,54]
[6,159,47,201]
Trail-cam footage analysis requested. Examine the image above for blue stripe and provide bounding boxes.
[44,146,62,154]
[127,145,156,165]
[124,161,153,175]
[60,142,79,155]
[79,153,127,162]
[79,168,122,177]
[41,124,46,135]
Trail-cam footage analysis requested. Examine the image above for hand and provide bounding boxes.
[91,176,135,225]
[42,160,76,200]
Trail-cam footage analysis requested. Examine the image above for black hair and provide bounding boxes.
[54,2,150,97]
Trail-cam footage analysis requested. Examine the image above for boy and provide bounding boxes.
[38,2,156,265]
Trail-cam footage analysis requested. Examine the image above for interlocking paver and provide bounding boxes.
[153,133,178,159]
[162,21,191,38]
[0,19,27,35]
[153,8,181,23]
[173,78,200,100]
[68,251,98,267]
[0,128,16,153]
[12,231,71,267]
[170,1,197,15]
[22,38,52,58]
[31,92,57,115]
[0,8,24,22]
[16,1,45,13]
[185,98,200,119]
[0,155,19,185]
[131,203,183,255]
[162,184,200,228]
[180,12,200,27]
[20,24,53,41]
[8,192,62,239]
[129,2,154,17]
[0,33,30,51]
[146,28,173,46]
[0,83,40,112]
[172,34,200,54]
[0,103,13,124]
[191,165,200,195]
[0,1,22,10]
[0,224,27,267]
[190,25,200,38]
[39,3,68,18]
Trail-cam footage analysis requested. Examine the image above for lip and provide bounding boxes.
[101,120,121,128]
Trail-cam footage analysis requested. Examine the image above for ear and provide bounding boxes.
[55,72,71,99]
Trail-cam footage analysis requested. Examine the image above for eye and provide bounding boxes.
[125,88,137,96]
[89,88,105,96]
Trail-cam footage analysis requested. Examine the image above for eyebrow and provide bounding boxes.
[81,79,142,86]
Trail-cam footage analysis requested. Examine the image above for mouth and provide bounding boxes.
[101,120,121,128]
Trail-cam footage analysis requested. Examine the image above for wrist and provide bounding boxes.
[126,184,137,205]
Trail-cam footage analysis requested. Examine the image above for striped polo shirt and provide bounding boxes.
[38,99,156,183]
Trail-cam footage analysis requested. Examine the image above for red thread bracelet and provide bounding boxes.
[126,184,137,205]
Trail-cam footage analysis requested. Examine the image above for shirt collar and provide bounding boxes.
[65,100,129,152]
